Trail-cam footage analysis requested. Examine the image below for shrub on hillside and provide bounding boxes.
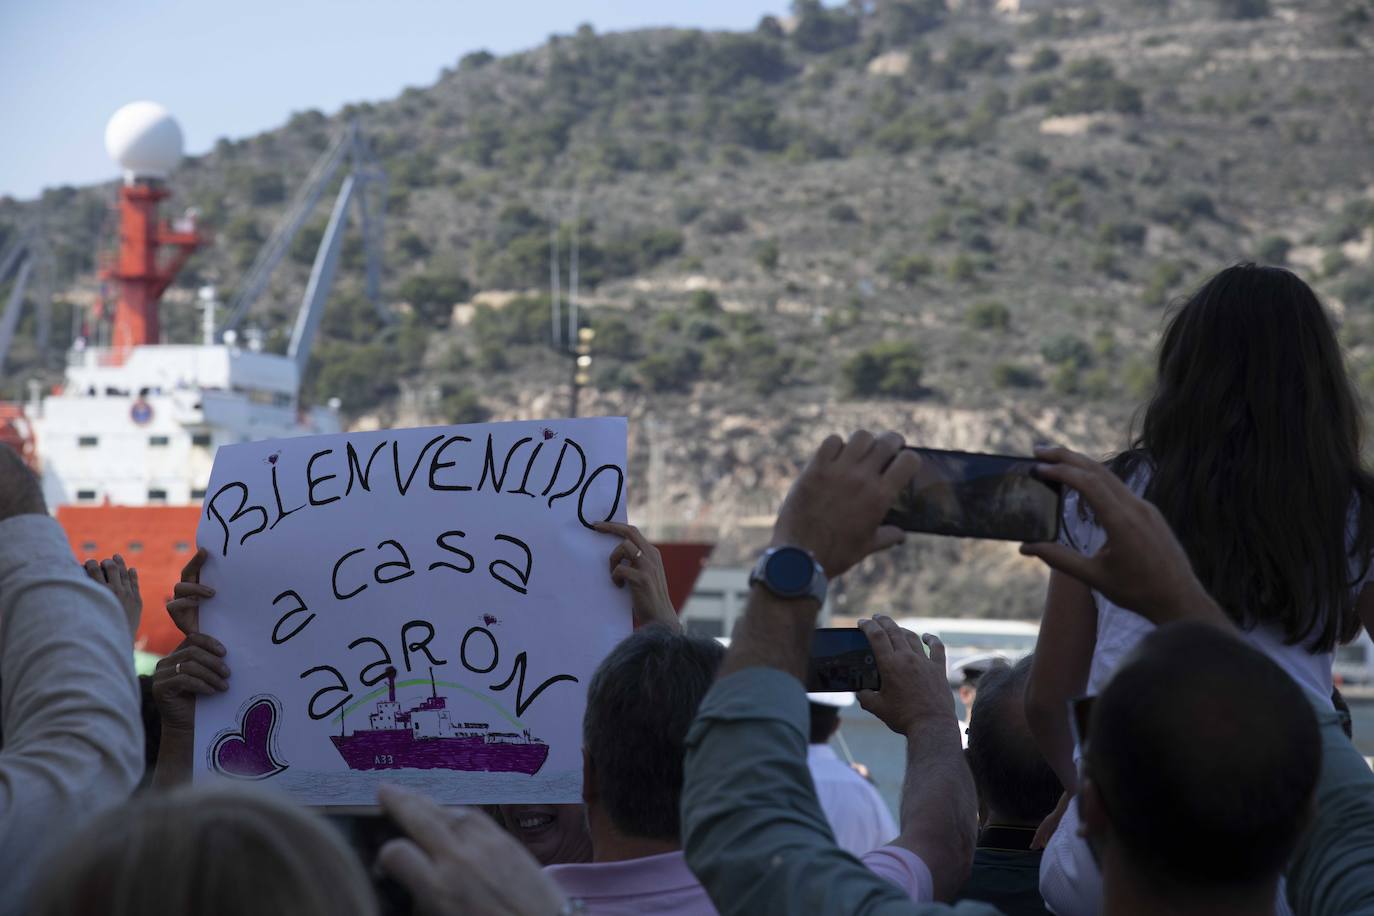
[591,316,639,360]
[690,290,722,313]
[1340,268,1374,310]
[702,210,748,235]
[841,341,924,399]
[397,269,472,327]
[1028,47,1061,72]
[437,385,489,424]
[967,300,1011,331]
[828,202,860,223]
[470,296,550,349]
[880,0,947,43]
[948,254,977,283]
[637,346,702,392]
[791,0,860,53]
[755,238,781,273]
[1045,58,1145,116]
[1041,334,1094,369]
[882,253,934,285]
[1255,235,1291,265]
[1215,0,1270,18]
[992,363,1040,388]
[1142,261,1186,308]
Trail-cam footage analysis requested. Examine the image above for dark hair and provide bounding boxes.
[582,625,725,841]
[1111,264,1374,651]
[1086,623,1319,888]
[808,702,841,744]
[965,657,1062,823]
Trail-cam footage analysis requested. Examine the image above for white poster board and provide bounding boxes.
[192,417,631,806]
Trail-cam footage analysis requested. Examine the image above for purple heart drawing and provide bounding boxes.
[210,696,289,780]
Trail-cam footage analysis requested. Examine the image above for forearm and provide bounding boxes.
[1026,573,1097,793]
[894,718,977,901]
[151,726,195,789]
[683,668,917,916]
[1025,688,1079,795]
[1285,691,1374,915]
[0,515,143,909]
[719,588,819,682]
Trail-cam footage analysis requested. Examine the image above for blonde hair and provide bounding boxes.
[31,786,379,916]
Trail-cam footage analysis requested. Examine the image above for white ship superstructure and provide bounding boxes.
[29,343,339,508]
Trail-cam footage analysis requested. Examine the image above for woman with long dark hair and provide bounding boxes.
[1026,264,1374,915]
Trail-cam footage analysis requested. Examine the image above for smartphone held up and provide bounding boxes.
[806,628,880,693]
[884,447,1063,543]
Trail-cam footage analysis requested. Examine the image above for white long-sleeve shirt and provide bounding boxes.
[0,514,143,915]
[808,743,899,856]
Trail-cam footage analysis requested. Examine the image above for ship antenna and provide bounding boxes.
[429,666,437,699]
[385,666,396,703]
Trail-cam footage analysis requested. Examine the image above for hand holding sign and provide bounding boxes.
[193,417,632,806]
[596,520,679,632]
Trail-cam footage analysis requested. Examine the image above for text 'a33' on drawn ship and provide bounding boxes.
[329,667,549,775]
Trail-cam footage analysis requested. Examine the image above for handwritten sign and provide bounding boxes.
[192,417,631,806]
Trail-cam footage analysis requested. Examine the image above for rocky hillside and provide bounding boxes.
[4,0,1374,617]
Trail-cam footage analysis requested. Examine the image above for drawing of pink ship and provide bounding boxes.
[330,667,548,775]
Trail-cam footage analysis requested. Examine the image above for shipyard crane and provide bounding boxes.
[221,119,387,375]
[0,231,53,377]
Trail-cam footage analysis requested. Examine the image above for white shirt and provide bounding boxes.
[0,515,143,915]
[1040,471,1353,916]
[807,743,899,856]
[1060,472,1367,705]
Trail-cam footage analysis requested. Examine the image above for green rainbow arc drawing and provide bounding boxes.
[331,677,525,730]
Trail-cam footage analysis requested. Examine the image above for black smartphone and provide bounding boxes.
[884,447,1063,543]
[806,628,880,693]
[327,813,413,916]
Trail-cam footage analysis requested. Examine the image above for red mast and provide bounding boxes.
[100,182,203,354]
[99,102,205,357]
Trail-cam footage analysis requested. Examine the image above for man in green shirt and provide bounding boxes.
[681,435,1374,916]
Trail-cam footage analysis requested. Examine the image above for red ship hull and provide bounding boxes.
[329,729,549,775]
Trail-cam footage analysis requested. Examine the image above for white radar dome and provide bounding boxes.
[105,101,184,182]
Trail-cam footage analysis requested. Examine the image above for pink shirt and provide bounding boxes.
[546,846,933,915]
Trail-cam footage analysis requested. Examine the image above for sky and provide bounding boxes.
[0,0,784,201]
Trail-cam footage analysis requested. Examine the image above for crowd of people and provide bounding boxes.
[3,263,1374,915]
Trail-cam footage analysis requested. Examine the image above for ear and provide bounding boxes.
[581,747,596,807]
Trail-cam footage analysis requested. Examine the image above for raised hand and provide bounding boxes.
[1019,447,1224,627]
[856,616,955,737]
[82,554,142,637]
[771,430,919,578]
[594,520,679,631]
[151,633,230,732]
[167,547,214,635]
[377,785,567,916]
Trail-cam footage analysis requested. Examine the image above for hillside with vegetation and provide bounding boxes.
[3,0,1374,618]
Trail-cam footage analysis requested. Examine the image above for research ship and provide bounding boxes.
[0,102,711,662]
[330,668,549,775]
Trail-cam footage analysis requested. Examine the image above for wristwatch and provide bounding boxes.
[749,546,828,605]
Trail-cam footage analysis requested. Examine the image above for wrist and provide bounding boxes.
[900,711,960,744]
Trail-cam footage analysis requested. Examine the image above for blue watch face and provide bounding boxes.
[766,548,815,595]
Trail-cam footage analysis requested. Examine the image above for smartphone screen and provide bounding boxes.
[885,447,1062,543]
[806,628,880,693]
